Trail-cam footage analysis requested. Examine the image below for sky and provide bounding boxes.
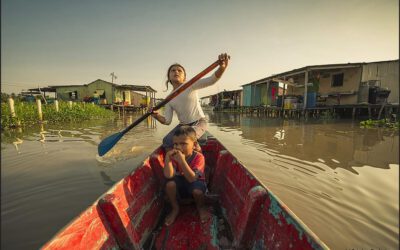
[1,0,399,98]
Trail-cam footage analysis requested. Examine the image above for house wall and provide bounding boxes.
[243,85,252,106]
[87,80,113,104]
[288,67,362,105]
[253,85,262,106]
[124,91,131,105]
[236,91,242,106]
[289,75,306,96]
[53,80,153,105]
[55,86,86,101]
[200,97,211,106]
[223,90,242,106]
[322,67,361,105]
[244,82,283,107]
[113,89,146,106]
[114,89,124,103]
[257,82,280,106]
[259,83,268,105]
[361,60,399,104]
[269,82,279,106]
[243,85,262,106]
[131,91,145,106]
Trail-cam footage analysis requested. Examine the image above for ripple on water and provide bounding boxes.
[205,116,398,249]
[1,115,398,250]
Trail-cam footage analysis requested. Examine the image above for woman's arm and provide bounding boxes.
[151,111,167,124]
[151,104,173,125]
[215,53,229,78]
[191,53,230,90]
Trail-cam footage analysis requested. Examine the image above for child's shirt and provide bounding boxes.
[173,151,205,181]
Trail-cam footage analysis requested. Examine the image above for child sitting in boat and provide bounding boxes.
[163,125,208,226]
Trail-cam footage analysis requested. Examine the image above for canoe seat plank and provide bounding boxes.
[212,149,267,248]
[98,161,164,249]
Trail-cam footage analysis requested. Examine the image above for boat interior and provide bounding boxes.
[42,133,327,250]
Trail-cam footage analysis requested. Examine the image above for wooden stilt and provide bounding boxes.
[37,99,43,121]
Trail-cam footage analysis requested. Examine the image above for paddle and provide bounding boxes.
[98,59,221,156]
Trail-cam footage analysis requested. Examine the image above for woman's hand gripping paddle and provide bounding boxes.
[98,60,220,156]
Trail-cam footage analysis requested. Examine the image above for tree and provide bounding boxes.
[1,92,9,102]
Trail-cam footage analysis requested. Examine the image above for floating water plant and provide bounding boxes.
[360,118,399,129]
[1,100,115,129]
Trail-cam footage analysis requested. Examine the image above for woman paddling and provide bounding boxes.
[151,53,230,149]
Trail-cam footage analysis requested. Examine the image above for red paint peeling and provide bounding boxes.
[154,206,218,250]
[252,195,326,250]
[42,133,328,250]
[41,204,118,250]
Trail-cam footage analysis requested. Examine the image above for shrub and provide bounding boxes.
[1,101,115,129]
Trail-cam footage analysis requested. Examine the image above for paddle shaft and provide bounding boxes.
[119,60,220,136]
[98,60,221,156]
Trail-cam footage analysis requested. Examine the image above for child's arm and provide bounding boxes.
[173,151,197,183]
[164,150,176,178]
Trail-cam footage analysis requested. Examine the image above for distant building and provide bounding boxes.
[242,59,399,108]
[200,89,242,109]
[200,95,213,106]
[30,79,157,106]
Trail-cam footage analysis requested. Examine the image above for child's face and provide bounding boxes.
[169,66,185,84]
[172,134,195,157]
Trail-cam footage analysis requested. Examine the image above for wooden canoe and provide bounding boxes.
[42,132,328,250]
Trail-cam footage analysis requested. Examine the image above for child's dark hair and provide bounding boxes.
[173,126,197,141]
[165,63,186,91]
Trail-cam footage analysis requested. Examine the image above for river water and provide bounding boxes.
[1,112,398,249]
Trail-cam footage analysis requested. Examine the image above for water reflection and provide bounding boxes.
[1,114,159,161]
[100,171,116,186]
[205,111,398,249]
[2,112,398,250]
[1,113,169,249]
[206,112,398,174]
[12,138,23,154]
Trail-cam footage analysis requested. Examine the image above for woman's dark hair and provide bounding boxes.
[165,63,186,91]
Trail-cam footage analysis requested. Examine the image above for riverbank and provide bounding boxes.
[1,100,115,129]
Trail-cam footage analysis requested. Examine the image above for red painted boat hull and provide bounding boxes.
[42,133,328,250]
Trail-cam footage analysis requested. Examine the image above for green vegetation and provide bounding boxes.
[319,110,337,120]
[1,100,115,129]
[360,119,399,129]
[307,75,320,93]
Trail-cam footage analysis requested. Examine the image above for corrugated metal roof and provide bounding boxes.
[28,87,57,92]
[241,59,399,87]
[43,79,157,93]
[118,84,157,92]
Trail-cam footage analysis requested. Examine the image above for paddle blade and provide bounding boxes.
[98,132,124,156]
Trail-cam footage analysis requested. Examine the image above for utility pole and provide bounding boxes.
[110,72,117,83]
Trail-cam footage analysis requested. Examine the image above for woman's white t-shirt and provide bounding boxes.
[163,73,219,125]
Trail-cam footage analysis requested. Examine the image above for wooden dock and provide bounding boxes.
[100,104,147,113]
[214,104,399,120]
